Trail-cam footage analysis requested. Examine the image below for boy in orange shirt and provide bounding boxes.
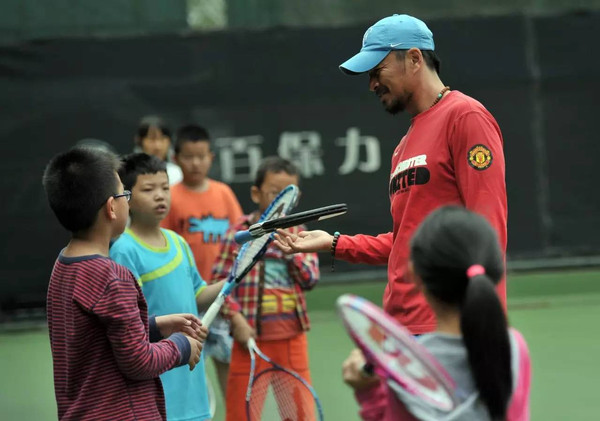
[161,124,243,397]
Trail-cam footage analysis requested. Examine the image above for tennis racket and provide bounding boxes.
[336,294,458,412]
[246,338,324,421]
[201,185,299,327]
[234,203,347,245]
[206,374,217,418]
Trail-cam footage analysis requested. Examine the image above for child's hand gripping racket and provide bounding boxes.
[234,203,347,245]
[336,294,459,412]
[245,338,324,421]
[201,185,299,328]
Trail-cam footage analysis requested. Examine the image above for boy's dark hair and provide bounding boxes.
[136,115,171,139]
[119,153,167,191]
[42,147,122,233]
[253,156,299,188]
[174,124,211,154]
[410,206,511,420]
[395,49,441,74]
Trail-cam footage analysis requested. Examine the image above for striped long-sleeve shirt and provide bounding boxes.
[47,253,190,420]
[211,213,319,333]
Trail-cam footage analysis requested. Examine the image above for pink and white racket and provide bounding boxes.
[336,294,458,412]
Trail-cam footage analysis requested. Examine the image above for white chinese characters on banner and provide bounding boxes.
[214,136,263,183]
[214,128,381,183]
[336,127,381,175]
[278,131,325,178]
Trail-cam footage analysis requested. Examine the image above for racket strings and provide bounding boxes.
[261,189,297,221]
[233,236,271,276]
[248,369,316,421]
[340,302,457,410]
[234,188,298,278]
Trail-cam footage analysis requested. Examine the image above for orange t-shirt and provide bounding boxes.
[161,180,243,282]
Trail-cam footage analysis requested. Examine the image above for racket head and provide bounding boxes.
[246,341,323,421]
[223,185,299,296]
[260,203,348,232]
[246,368,323,421]
[257,184,299,224]
[336,294,458,411]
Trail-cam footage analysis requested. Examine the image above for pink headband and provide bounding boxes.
[466,264,485,279]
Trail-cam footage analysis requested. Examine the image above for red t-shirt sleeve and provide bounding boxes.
[335,232,393,265]
[450,110,507,251]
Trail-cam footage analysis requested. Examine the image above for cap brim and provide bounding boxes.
[339,50,390,75]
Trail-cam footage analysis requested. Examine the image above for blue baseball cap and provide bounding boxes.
[340,14,435,75]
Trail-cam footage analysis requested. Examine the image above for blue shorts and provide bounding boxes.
[203,315,233,363]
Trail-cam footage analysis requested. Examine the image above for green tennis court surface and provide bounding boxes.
[2,269,599,420]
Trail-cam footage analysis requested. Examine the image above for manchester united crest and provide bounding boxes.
[468,144,493,170]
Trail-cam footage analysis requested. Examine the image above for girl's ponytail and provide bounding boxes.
[461,268,512,420]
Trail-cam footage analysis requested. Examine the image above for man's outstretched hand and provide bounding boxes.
[273,229,334,254]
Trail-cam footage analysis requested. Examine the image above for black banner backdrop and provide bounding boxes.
[1,12,598,310]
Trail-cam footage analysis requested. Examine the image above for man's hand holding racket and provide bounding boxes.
[274,229,335,254]
[235,204,347,244]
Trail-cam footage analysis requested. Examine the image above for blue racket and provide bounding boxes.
[201,185,299,327]
[246,338,324,421]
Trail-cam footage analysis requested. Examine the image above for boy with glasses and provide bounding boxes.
[43,147,205,420]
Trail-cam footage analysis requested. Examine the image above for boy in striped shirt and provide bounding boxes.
[43,147,206,421]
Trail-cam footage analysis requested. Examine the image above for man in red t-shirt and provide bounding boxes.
[274,14,507,335]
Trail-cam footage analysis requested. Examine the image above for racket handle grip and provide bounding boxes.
[247,337,257,350]
[362,362,375,376]
[201,295,225,328]
[234,230,254,245]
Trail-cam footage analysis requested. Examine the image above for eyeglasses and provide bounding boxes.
[112,190,132,202]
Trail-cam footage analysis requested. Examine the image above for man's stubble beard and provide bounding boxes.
[384,91,412,115]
